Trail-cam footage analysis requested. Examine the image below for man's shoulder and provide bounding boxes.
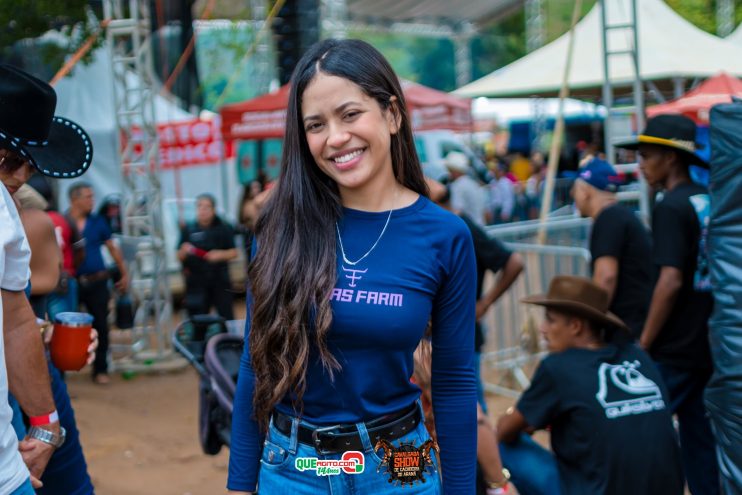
[213,217,235,232]
[661,183,708,208]
[603,202,632,218]
[0,186,25,240]
[456,175,483,190]
[88,213,108,226]
[541,348,605,373]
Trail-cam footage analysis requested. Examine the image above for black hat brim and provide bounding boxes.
[615,136,709,169]
[0,117,92,178]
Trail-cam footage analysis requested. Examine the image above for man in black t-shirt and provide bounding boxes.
[498,276,683,495]
[435,184,523,413]
[616,115,719,495]
[572,158,653,339]
[177,194,238,320]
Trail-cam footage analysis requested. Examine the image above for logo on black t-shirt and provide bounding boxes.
[595,361,665,419]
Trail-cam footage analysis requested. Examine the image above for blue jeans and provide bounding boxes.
[46,278,79,322]
[499,433,562,495]
[257,404,441,495]
[36,361,95,495]
[656,363,720,495]
[9,478,35,495]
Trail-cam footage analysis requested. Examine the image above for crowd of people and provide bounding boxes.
[443,147,582,227]
[0,38,733,495]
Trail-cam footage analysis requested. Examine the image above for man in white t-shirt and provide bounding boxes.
[445,151,488,226]
[0,183,58,493]
[0,64,94,493]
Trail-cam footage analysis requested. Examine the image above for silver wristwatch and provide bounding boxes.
[27,426,66,448]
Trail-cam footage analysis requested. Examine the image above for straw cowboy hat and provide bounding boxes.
[522,276,629,331]
[614,114,708,168]
[0,64,92,178]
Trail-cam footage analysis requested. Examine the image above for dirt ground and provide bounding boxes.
[67,305,524,495]
[68,368,230,495]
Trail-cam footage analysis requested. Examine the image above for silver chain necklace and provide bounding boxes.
[335,190,398,266]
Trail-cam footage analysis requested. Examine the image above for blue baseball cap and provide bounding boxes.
[577,158,620,192]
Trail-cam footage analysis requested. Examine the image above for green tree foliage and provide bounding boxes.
[544,0,596,43]
[0,0,102,74]
[471,8,527,81]
[543,0,741,40]
[348,31,422,83]
[666,0,742,33]
[411,38,456,91]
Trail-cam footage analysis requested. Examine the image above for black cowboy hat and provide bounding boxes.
[0,64,92,178]
[522,276,629,332]
[614,114,708,168]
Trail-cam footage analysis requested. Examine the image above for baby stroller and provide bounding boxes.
[173,315,243,455]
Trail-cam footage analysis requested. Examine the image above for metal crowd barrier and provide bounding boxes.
[479,217,592,398]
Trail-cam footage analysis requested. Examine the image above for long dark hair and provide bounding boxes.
[248,39,429,430]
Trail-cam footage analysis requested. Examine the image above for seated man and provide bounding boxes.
[497,276,683,495]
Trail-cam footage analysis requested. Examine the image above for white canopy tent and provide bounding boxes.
[456,0,742,99]
[729,23,742,45]
[54,48,194,210]
[472,97,605,125]
[54,49,240,272]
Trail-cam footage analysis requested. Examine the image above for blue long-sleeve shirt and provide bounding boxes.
[227,196,477,493]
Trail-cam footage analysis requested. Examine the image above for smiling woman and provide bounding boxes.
[227,39,478,495]
[301,74,400,204]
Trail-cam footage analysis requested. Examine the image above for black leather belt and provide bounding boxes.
[272,403,420,455]
[78,271,110,285]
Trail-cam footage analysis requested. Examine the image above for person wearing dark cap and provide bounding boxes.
[616,114,719,495]
[1,64,95,494]
[497,276,683,495]
[571,158,653,340]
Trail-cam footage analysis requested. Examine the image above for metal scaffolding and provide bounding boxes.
[250,0,275,93]
[321,0,349,39]
[599,0,649,222]
[529,97,548,152]
[716,0,735,37]
[454,22,475,88]
[525,0,545,52]
[104,0,176,371]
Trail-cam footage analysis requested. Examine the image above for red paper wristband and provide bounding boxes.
[29,410,59,426]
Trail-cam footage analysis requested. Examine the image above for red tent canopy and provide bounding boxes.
[647,72,742,125]
[401,80,473,133]
[220,81,472,141]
